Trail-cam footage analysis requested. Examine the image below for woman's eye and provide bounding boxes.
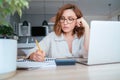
[68,18,74,21]
[61,17,65,20]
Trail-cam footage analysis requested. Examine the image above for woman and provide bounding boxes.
[25,4,90,61]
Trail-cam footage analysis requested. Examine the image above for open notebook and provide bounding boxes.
[17,58,56,69]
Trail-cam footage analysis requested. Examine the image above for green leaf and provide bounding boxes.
[16,8,22,17]
[0,0,30,36]
[5,0,12,4]
[0,25,14,36]
[0,0,3,8]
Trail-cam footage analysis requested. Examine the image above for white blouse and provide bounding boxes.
[24,32,88,58]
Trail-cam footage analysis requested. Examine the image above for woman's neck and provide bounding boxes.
[63,32,73,38]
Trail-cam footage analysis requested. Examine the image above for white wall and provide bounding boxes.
[84,15,109,25]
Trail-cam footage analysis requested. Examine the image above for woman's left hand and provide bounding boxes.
[76,17,90,54]
[76,17,89,28]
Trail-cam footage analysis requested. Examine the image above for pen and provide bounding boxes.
[35,39,42,51]
[35,39,45,61]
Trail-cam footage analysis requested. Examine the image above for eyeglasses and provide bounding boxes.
[60,17,77,24]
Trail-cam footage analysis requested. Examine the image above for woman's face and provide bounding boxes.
[60,9,77,34]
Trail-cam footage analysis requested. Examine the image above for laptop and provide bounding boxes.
[76,21,120,65]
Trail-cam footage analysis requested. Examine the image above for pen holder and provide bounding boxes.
[0,39,17,79]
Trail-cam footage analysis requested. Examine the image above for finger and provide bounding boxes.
[33,50,45,61]
[37,54,45,61]
[36,50,43,55]
[76,22,81,27]
[32,54,43,62]
[29,53,36,60]
[36,56,44,62]
[37,50,46,58]
[32,53,44,62]
[36,51,45,61]
[32,55,38,61]
[76,19,81,26]
[41,51,45,57]
[36,51,45,59]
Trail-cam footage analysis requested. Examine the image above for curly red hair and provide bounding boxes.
[53,4,85,38]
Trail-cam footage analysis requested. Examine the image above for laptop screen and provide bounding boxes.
[86,21,120,65]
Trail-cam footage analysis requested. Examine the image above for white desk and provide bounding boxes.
[6,63,120,80]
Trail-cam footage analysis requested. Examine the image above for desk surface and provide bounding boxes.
[6,63,120,80]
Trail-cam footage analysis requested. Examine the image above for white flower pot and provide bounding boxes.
[0,39,17,79]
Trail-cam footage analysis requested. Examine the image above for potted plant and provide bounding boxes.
[0,25,14,38]
[0,0,29,79]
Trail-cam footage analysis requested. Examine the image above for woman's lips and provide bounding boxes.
[63,27,69,30]
[63,26,69,28]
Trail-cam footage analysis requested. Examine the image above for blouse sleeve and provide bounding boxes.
[24,35,51,58]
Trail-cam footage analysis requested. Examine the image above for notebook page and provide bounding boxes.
[17,58,56,68]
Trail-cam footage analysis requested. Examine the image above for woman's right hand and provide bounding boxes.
[29,50,45,62]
